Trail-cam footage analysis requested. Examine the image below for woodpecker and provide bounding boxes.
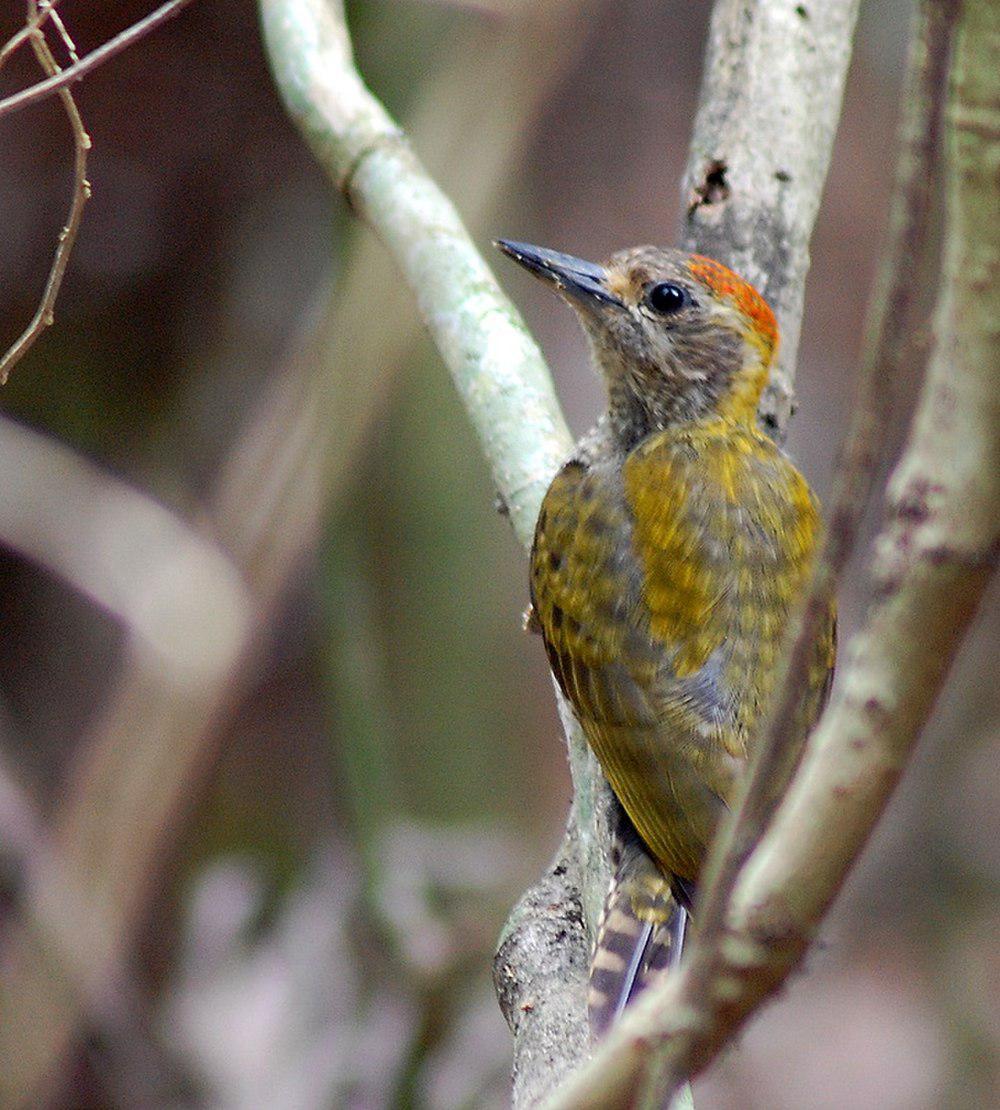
[497,240,835,1035]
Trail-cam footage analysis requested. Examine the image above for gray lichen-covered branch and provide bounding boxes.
[681,0,861,436]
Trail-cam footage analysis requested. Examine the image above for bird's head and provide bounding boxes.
[496,240,778,448]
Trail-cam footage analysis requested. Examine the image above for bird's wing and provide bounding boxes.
[532,452,733,879]
[532,429,832,881]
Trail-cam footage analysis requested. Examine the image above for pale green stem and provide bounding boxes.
[259,0,573,549]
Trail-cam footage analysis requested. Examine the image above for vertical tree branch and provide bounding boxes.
[681,0,861,434]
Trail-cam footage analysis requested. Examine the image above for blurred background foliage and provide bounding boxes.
[0,1,996,1107]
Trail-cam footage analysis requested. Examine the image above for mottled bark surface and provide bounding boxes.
[681,0,861,436]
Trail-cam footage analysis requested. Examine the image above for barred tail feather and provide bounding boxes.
[588,821,688,1038]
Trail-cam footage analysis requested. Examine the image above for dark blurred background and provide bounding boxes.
[0,1,996,1107]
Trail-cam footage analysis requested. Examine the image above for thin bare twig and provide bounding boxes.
[0,3,91,385]
[42,1,80,67]
[0,0,198,120]
[0,0,63,70]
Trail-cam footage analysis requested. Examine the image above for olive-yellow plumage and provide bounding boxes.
[497,240,835,1034]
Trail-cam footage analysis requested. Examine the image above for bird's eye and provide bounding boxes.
[646,282,688,314]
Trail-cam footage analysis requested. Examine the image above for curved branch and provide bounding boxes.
[259,9,599,1095]
[259,0,573,548]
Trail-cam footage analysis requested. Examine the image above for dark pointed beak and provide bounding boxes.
[495,239,623,311]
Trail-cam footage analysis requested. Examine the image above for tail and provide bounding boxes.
[588,818,688,1038]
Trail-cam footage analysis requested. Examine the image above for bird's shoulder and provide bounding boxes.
[530,419,829,702]
[623,419,819,538]
[619,421,819,666]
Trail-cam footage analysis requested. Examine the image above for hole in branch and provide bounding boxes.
[690,160,730,211]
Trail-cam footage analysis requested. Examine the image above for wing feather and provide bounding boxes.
[531,426,833,883]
